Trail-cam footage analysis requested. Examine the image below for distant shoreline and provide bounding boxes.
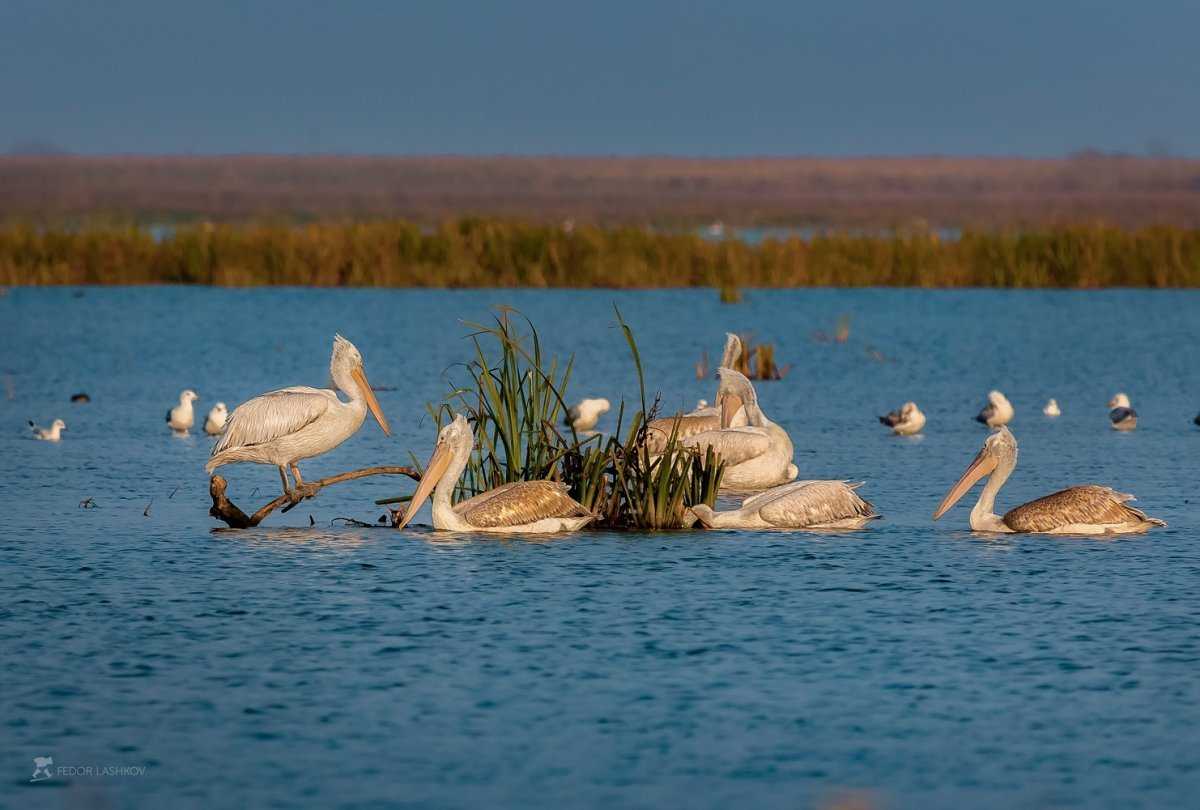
[3,219,1198,288]
[3,154,1200,229]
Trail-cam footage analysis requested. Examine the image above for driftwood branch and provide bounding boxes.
[209,466,421,529]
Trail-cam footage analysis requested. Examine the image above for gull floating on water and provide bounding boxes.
[206,335,390,499]
[166,390,199,433]
[691,480,879,530]
[933,426,1163,534]
[975,390,1014,427]
[1108,393,1137,431]
[29,418,66,441]
[397,414,595,533]
[204,402,228,435]
[879,401,925,435]
[1043,399,1061,417]
[564,398,610,432]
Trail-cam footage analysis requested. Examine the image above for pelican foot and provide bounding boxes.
[291,482,319,502]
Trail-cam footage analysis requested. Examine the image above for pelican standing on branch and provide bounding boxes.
[206,335,391,499]
[692,480,879,530]
[975,390,1014,427]
[396,414,595,533]
[933,426,1164,534]
[679,368,797,490]
[879,401,925,435]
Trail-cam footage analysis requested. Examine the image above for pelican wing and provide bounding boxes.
[456,480,591,528]
[645,414,721,451]
[739,479,822,510]
[211,387,334,455]
[756,480,877,527]
[680,427,772,467]
[1003,485,1161,532]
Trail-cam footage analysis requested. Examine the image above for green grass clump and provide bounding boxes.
[3,219,1200,287]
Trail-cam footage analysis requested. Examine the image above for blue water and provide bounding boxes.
[2,287,1199,809]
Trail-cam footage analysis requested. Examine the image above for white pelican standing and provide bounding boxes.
[396,414,595,533]
[680,368,797,490]
[1043,399,1061,417]
[1108,393,1137,431]
[646,333,747,450]
[564,398,610,432]
[206,335,390,499]
[691,480,879,530]
[933,426,1164,534]
[975,390,1014,427]
[166,390,199,433]
[29,418,66,441]
[204,402,228,435]
[878,401,925,435]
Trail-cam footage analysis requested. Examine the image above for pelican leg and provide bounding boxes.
[278,465,294,499]
[291,464,317,500]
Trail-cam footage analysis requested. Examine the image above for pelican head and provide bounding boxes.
[331,334,390,436]
[180,389,198,404]
[934,427,1018,520]
[716,367,758,428]
[720,332,743,369]
[396,414,473,530]
[1109,392,1131,409]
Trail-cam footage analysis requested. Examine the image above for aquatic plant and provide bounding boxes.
[4,219,1200,288]
[396,308,723,530]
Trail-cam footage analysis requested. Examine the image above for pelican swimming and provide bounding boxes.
[878,401,925,435]
[679,368,797,490]
[206,335,390,499]
[933,426,1164,534]
[691,480,878,530]
[646,333,747,450]
[975,390,1014,427]
[564,398,610,432]
[397,414,595,533]
[1043,399,1061,417]
[166,389,198,433]
[204,402,228,435]
[1108,393,1137,431]
[28,418,66,441]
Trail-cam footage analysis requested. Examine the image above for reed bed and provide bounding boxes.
[3,220,1200,287]
[411,309,723,531]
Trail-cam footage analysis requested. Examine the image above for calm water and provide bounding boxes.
[2,287,1199,810]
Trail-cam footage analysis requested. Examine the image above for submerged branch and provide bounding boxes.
[209,466,421,529]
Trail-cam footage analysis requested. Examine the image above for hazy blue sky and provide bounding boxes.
[2,0,1197,156]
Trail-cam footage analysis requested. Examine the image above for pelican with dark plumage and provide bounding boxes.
[933,426,1164,534]
[206,335,390,499]
[1108,393,1137,431]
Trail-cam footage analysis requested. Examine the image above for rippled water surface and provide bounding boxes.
[3,288,1199,809]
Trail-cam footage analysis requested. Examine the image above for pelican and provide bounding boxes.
[691,480,878,530]
[679,368,797,490]
[29,418,66,441]
[975,390,1013,427]
[166,389,198,433]
[933,426,1164,534]
[1043,399,1061,417]
[878,401,925,435]
[1108,393,1137,431]
[646,333,747,449]
[206,335,390,499]
[204,402,228,435]
[564,398,610,432]
[397,414,595,533]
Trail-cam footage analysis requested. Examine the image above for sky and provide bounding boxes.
[2,0,1197,157]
